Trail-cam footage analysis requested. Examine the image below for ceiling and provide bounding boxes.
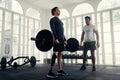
[18,0,88,10]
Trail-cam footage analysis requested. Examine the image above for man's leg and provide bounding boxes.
[50,52,57,71]
[57,52,62,71]
[83,50,88,65]
[57,51,68,76]
[46,52,58,78]
[91,50,96,71]
[80,50,88,70]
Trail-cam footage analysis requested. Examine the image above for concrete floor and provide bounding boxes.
[0,64,120,80]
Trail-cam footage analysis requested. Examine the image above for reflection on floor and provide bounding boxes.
[0,64,120,80]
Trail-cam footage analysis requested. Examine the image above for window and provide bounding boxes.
[59,9,70,19]
[60,9,70,38]
[26,8,40,19]
[97,0,120,65]
[97,0,120,11]
[0,0,23,14]
[0,3,41,63]
[72,3,94,16]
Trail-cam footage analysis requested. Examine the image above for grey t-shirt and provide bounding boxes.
[82,24,97,42]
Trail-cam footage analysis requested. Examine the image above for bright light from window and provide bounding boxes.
[72,3,94,16]
[12,0,23,14]
[59,9,70,19]
[0,0,23,14]
[26,8,40,19]
[97,0,120,11]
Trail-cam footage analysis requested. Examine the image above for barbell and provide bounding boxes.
[0,56,37,70]
[31,29,82,52]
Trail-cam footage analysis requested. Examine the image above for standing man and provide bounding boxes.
[80,16,100,71]
[46,7,67,78]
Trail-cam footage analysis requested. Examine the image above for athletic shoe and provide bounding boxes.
[57,70,68,76]
[46,71,58,78]
[92,66,96,71]
[80,65,86,70]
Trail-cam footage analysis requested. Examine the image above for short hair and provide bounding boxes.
[85,16,91,20]
[51,6,58,16]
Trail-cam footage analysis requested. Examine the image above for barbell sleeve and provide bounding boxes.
[31,37,37,41]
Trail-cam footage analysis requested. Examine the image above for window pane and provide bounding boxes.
[103,22,111,32]
[5,22,11,30]
[26,8,40,19]
[76,17,82,26]
[59,9,70,19]
[5,11,11,22]
[104,33,111,43]
[115,43,120,54]
[14,14,19,25]
[102,12,111,32]
[114,32,120,42]
[112,9,120,31]
[72,3,94,16]
[76,17,82,40]
[116,55,120,65]
[102,12,110,22]
[0,10,3,20]
[0,21,2,31]
[35,21,40,36]
[67,19,71,38]
[97,0,120,11]
[13,24,19,35]
[71,18,75,37]
[0,32,1,44]
[0,0,23,14]
[12,37,18,56]
[91,14,95,24]
[62,20,66,36]
[104,43,112,54]
[28,19,33,36]
[105,55,112,65]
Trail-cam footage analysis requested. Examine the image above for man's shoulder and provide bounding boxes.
[90,24,95,27]
[83,24,95,29]
[51,17,58,20]
[86,24,95,28]
[50,17,58,22]
[83,25,87,28]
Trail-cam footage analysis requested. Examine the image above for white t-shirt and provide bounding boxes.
[82,24,97,42]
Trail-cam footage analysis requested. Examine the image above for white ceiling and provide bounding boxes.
[18,0,87,9]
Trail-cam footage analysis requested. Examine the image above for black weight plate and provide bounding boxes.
[30,56,36,67]
[35,29,54,52]
[13,62,18,69]
[1,57,7,70]
[66,38,79,52]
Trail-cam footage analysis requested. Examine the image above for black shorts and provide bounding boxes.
[53,40,65,52]
[83,41,96,51]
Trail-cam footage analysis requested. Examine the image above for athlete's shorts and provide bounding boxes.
[53,40,65,52]
[83,41,96,51]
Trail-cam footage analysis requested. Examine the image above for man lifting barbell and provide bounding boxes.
[46,6,68,78]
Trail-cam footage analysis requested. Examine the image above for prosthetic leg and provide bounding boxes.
[47,52,58,78]
[49,52,57,71]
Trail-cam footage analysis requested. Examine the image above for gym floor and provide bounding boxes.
[0,64,120,80]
